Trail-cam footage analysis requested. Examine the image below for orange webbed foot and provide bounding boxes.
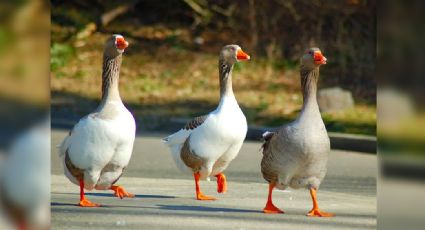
[263,201,284,214]
[79,199,100,207]
[215,173,227,193]
[196,192,217,201]
[307,188,334,217]
[263,183,284,214]
[111,185,135,199]
[307,208,335,217]
[194,172,216,201]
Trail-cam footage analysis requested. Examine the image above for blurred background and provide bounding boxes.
[0,0,50,229]
[51,0,376,136]
[2,0,425,229]
[378,0,425,230]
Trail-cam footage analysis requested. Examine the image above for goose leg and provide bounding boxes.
[110,185,135,199]
[79,179,100,207]
[215,173,227,193]
[194,172,216,200]
[263,183,284,214]
[307,188,334,217]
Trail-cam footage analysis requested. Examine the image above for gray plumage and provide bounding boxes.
[261,47,330,191]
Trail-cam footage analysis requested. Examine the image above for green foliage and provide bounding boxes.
[138,73,148,79]
[160,70,173,79]
[233,62,243,72]
[12,64,26,79]
[321,108,376,135]
[74,70,85,79]
[256,97,269,112]
[0,28,11,55]
[267,83,281,92]
[50,0,377,136]
[50,43,74,72]
[272,59,298,70]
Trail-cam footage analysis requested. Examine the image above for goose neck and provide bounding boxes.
[300,66,320,113]
[101,54,122,104]
[219,59,235,99]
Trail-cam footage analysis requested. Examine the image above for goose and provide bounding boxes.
[260,47,334,217]
[59,34,136,207]
[164,45,250,200]
[0,120,50,230]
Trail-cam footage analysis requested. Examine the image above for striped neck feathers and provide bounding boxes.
[218,57,234,99]
[101,54,122,102]
[300,65,320,109]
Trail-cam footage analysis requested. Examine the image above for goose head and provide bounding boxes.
[103,34,129,58]
[219,44,250,65]
[301,47,327,70]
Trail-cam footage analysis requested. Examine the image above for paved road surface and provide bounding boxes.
[51,130,376,229]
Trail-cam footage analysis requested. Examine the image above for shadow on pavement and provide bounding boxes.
[157,204,262,213]
[85,193,176,199]
[51,202,153,209]
[51,202,78,207]
[52,192,175,199]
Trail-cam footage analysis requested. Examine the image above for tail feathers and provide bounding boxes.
[58,136,70,158]
[163,129,191,147]
[261,131,275,153]
[58,128,74,157]
[163,129,193,173]
[262,131,275,141]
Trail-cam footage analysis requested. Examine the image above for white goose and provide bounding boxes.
[261,48,334,217]
[164,45,250,200]
[59,34,136,207]
[0,120,50,229]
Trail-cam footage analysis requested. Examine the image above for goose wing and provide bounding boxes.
[163,114,210,172]
[183,115,208,130]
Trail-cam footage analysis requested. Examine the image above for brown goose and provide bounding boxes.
[261,48,334,217]
[164,45,250,200]
[59,35,136,207]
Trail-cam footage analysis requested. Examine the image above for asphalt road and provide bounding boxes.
[51,129,377,229]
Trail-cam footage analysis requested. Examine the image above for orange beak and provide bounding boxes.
[116,37,129,50]
[314,51,327,65]
[236,49,250,61]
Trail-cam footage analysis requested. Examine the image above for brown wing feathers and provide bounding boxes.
[184,115,207,130]
[64,149,84,180]
[180,137,204,172]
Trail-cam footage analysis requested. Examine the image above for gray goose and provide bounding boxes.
[59,34,136,207]
[261,48,334,217]
[164,45,250,200]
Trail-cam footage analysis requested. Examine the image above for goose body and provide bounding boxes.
[1,120,50,229]
[164,45,250,200]
[166,94,247,178]
[58,35,135,207]
[60,102,135,190]
[261,48,334,217]
[261,103,329,190]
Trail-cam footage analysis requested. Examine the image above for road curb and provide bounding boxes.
[52,118,376,154]
[164,119,377,154]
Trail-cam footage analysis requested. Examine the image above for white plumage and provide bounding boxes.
[164,44,250,200]
[58,35,135,206]
[59,105,135,190]
[165,95,247,179]
[1,119,50,229]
